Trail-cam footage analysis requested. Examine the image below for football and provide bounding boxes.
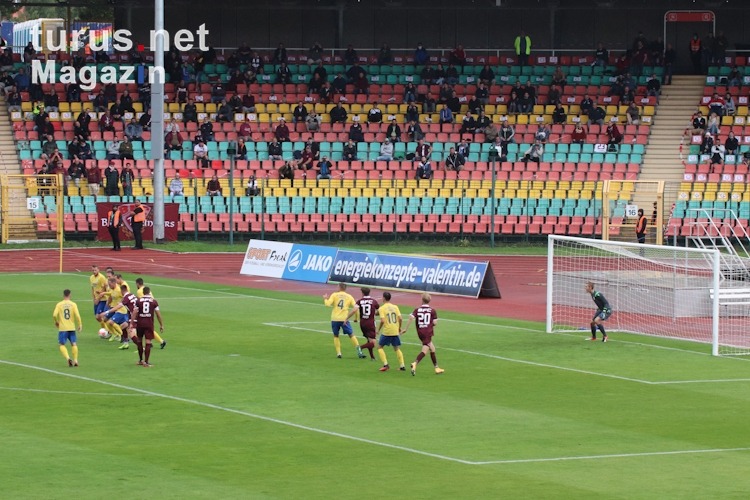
[98,328,109,338]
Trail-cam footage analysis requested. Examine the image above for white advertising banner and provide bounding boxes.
[240,240,293,278]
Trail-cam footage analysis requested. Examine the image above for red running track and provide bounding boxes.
[0,248,547,323]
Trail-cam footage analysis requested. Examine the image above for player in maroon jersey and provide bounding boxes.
[401,293,444,376]
[133,287,163,367]
[345,288,380,360]
[103,284,138,350]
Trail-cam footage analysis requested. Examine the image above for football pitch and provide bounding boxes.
[2,273,750,499]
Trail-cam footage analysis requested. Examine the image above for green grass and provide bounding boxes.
[2,273,750,499]
[0,239,549,255]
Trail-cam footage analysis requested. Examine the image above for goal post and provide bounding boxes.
[547,235,750,356]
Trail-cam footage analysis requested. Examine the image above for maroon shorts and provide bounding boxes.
[419,334,433,346]
[360,326,377,339]
[136,327,154,340]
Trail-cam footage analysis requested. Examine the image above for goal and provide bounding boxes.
[547,235,750,356]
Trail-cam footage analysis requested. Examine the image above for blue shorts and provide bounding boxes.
[94,301,107,315]
[331,321,353,337]
[594,309,612,322]
[58,331,76,344]
[378,334,401,347]
[110,312,129,325]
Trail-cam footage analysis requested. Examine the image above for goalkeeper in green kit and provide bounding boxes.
[586,282,611,342]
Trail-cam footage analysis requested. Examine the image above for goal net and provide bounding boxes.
[547,235,750,356]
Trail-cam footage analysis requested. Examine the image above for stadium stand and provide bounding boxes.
[8,49,661,237]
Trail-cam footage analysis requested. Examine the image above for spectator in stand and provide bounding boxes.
[120,90,134,113]
[237,42,252,64]
[299,145,315,173]
[423,93,437,113]
[248,51,261,72]
[416,156,433,180]
[332,72,347,94]
[244,65,257,85]
[211,81,226,103]
[523,140,544,163]
[277,62,292,84]
[318,81,334,103]
[78,138,93,161]
[700,132,714,155]
[238,119,252,142]
[459,111,476,134]
[579,94,594,118]
[379,43,392,65]
[507,90,520,114]
[552,103,567,125]
[445,147,465,171]
[312,61,328,82]
[649,36,664,66]
[354,72,370,95]
[194,140,209,168]
[169,173,184,197]
[164,129,183,155]
[228,93,243,114]
[138,80,151,112]
[206,175,222,196]
[626,102,641,125]
[518,91,533,114]
[245,175,259,196]
[344,45,358,65]
[68,157,86,188]
[217,100,232,122]
[43,88,59,113]
[689,34,702,74]
[476,82,489,106]
[498,120,515,151]
[279,161,295,180]
[306,110,321,132]
[308,73,324,95]
[103,82,117,103]
[438,83,452,103]
[709,92,725,116]
[99,110,115,133]
[120,162,135,196]
[104,162,119,196]
[293,103,308,124]
[725,93,736,116]
[14,67,30,92]
[104,135,121,160]
[349,122,364,142]
[415,139,432,160]
[546,84,561,105]
[571,123,586,144]
[385,119,401,142]
[691,111,706,136]
[551,66,567,87]
[346,62,366,83]
[726,65,741,87]
[621,86,635,105]
[317,156,332,180]
[445,64,459,85]
[439,104,453,125]
[226,52,240,74]
[706,112,720,135]
[368,103,383,123]
[407,120,425,142]
[6,87,21,113]
[714,31,728,65]
[606,120,622,151]
[633,31,648,50]
[42,135,56,156]
[415,43,428,65]
[86,163,101,196]
[343,139,358,162]
[614,53,630,76]
[166,117,181,135]
[330,102,347,124]
[631,41,648,77]
[273,43,288,64]
[479,64,495,86]
[235,139,247,160]
[421,64,435,85]
[433,63,446,85]
[535,123,551,143]
[66,79,81,102]
[308,42,324,65]
[663,43,676,85]
[242,90,256,113]
[725,132,739,155]
[447,91,461,114]
[125,118,143,142]
[593,43,608,67]
[268,138,283,160]
[109,99,125,123]
[404,82,417,103]
[646,74,661,97]
[0,50,13,73]
[275,119,290,142]
[476,110,491,131]
[377,139,394,161]
[139,108,151,131]
[305,137,320,161]
[515,30,531,66]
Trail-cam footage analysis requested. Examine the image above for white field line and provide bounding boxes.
[3,359,749,466]
[0,386,151,396]
[65,250,203,275]
[265,322,750,385]
[3,274,743,361]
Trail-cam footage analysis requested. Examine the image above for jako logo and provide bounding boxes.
[303,254,333,272]
[287,250,303,272]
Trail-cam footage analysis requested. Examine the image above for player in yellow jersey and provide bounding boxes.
[376,292,405,372]
[97,278,128,342]
[53,289,82,367]
[323,283,364,359]
[90,265,108,331]
[135,278,166,348]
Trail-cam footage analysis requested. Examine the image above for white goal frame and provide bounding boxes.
[547,235,722,356]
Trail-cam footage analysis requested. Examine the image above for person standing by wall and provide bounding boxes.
[107,204,122,251]
[128,200,146,250]
[515,30,531,67]
[636,208,647,257]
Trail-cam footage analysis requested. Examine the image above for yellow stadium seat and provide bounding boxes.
[505,190,516,198]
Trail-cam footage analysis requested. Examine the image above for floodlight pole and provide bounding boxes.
[490,159,496,248]
[151,0,166,243]
[227,141,237,246]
